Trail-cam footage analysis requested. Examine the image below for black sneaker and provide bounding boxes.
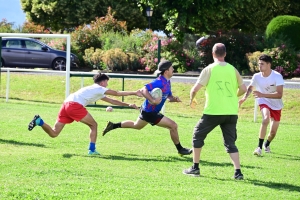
[183,167,200,177]
[28,115,40,131]
[234,173,244,180]
[178,147,193,156]
[102,121,114,136]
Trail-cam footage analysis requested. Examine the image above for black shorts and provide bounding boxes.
[139,110,164,126]
[193,114,239,153]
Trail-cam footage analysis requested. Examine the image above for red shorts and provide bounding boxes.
[259,104,281,121]
[57,102,88,124]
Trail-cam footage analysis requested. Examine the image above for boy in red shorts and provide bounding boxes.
[28,73,141,155]
[239,54,284,156]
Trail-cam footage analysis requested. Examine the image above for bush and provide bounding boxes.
[90,7,127,35]
[101,48,130,71]
[140,33,168,72]
[21,21,50,34]
[263,45,299,77]
[246,51,262,73]
[0,19,15,33]
[266,15,300,50]
[198,30,263,74]
[246,47,300,78]
[83,47,106,70]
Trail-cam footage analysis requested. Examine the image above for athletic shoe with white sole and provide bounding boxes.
[264,145,271,153]
[234,173,244,180]
[253,147,262,156]
[182,167,200,177]
[88,150,100,155]
[178,148,193,156]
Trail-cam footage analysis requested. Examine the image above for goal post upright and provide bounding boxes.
[0,33,71,98]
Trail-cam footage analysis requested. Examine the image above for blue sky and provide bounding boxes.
[0,0,26,26]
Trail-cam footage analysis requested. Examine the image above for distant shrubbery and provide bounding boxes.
[1,12,300,77]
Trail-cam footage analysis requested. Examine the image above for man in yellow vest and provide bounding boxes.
[182,43,247,179]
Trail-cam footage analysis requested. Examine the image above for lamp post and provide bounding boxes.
[146,6,153,30]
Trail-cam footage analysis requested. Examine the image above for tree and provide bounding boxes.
[136,0,300,40]
[20,0,166,32]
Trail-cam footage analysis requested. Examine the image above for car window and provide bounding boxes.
[6,40,22,48]
[1,40,7,47]
[25,40,43,50]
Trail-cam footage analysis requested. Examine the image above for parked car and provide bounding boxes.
[0,37,79,70]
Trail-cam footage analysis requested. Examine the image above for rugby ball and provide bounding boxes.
[150,88,162,99]
[106,106,113,112]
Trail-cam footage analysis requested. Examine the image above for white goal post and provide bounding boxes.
[0,33,71,98]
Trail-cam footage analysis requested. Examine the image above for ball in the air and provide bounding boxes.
[106,106,113,112]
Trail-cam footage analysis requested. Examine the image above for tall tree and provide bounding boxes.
[136,0,300,40]
[20,0,166,32]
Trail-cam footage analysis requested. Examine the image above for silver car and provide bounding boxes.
[1,37,79,70]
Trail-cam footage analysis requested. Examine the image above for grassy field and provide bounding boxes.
[0,73,300,199]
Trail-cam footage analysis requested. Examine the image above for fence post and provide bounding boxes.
[0,37,2,87]
[6,69,10,102]
[254,99,258,122]
[157,39,161,64]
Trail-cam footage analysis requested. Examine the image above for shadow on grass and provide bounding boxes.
[62,153,259,169]
[249,179,300,192]
[271,152,300,161]
[0,139,46,147]
[62,153,191,162]
[200,160,259,169]
[210,176,300,193]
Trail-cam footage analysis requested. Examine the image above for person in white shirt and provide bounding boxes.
[239,54,284,156]
[28,73,141,155]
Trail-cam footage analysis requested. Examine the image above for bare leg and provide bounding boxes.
[259,108,270,139]
[121,117,148,130]
[156,116,179,144]
[229,152,241,169]
[80,112,98,143]
[193,147,202,163]
[267,118,280,142]
[41,121,65,138]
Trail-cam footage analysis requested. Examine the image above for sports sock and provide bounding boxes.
[265,140,271,147]
[175,142,183,151]
[89,142,96,151]
[113,122,122,129]
[193,163,199,169]
[258,138,264,149]
[36,118,44,126]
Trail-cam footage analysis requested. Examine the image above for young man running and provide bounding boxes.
[239,54,284,156]
[28,73,141,155]
[102,60,192,156]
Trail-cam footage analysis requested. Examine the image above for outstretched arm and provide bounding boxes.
[105,89,142,97]
[101,97,139,109]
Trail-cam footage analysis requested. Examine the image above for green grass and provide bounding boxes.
[0,73,300,199]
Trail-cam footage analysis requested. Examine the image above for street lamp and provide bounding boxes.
[146,6,153,30]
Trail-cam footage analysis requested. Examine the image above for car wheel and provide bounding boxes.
[52,58,66,71]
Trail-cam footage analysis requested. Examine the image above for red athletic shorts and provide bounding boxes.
[57,101,88,124]
[259,104,281,121]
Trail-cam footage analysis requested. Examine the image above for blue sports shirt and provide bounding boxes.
[141,75,172,113]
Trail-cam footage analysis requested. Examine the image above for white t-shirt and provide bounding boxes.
[250,70,284,110]
[64,84,108,107]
